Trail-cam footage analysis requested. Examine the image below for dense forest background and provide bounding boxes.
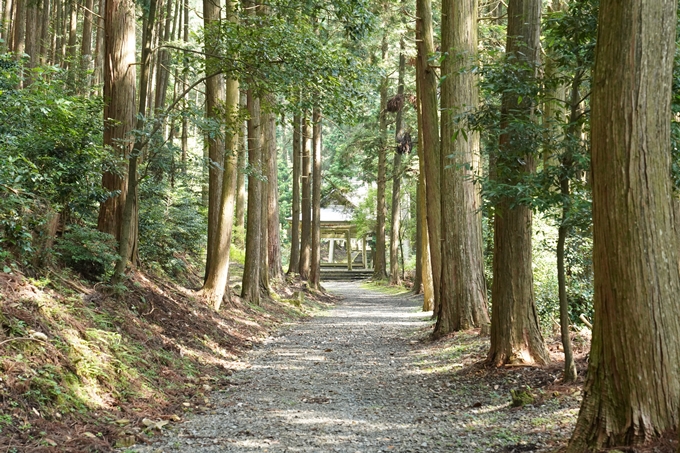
[1,0,680,450]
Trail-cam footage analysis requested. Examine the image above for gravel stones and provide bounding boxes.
[130,282,577,453]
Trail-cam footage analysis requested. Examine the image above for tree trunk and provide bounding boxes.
[298,115,312,279]
[1,0,11,51]
[180,0,189,169]
[98,0,136,249]
[415,71,435,310]
[487,0,549,366]
[241,91,262,304]
[113,0,156,281]
[38,0,50,64]
[153,0,173,114]
[24,0,38,69]
[288,113,301,274]
[80,0,94,89]
[92,0,104,88]
[12,0,25,55]
[415,0,441,315]
[265,105,283,281]
[566,0,680,448]
[310,107,322,289]
[200,1,239,311]
[65,0,77,84]
[234,92,248,231]
[389,33,406,286]
[373,29,388,281]
[203,0,225,282]
[435,0,490,337]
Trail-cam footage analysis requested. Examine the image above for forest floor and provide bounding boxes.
[128,282,591,453]
[0,267,333,453]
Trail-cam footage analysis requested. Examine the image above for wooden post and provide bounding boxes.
[362,236,367,269]
[346,230,352,271]
[329,238,335,263]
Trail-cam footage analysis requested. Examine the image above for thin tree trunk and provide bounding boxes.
[567,0,680,446]
[373,28,389,281]
[298,115,312,279]
[65,0,77,83]
[153,0,173,113]
[390,32,406,286]
[1,0,11,51]
[79,0,94,90]
[259,106,269,294]
[200,0,239,311]
[38,0,50,63]
[487,0,548,365]
[435,0,490,337]
[288,113,301,274]
[415,0,441,315]
[310,107,322,289]
[180,0,189,169]
[266,105,283,281]
[241,91,262,304]
[235,92,247,231]
[92,0,104,88]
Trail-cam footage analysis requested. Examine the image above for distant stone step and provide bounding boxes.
[320,269,373,281]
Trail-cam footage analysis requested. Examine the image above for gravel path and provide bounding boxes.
[131,282,571,453]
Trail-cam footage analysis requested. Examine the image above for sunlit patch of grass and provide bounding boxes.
[360,281,410,296]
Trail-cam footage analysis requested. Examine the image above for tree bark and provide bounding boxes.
[487,0,549,365]
[241,91,262,304]
[415,69,435,310]
[234,92,248,232]
[287,113,301,274]
[566,0,680,448]
[80,0,94,88]
[113,0,156,281]
[415,0,441,314]
[24,0,38,69]
[310,107,322,289]
[266,105,283,281]
[153,0,173,114]
[12,0,25,56]
[298,115,312,279]
[389,33,406,286]
[203,0,225,282]
[1,0,11,51]
[98,0,136,248]
[373,28,389,281]
[200,0,239,311]
[435,0,490,337]
[92,0,104,88]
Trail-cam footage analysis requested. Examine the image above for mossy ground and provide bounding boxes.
[0,268,333,452]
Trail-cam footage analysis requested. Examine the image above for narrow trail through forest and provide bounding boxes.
[132,283,576,453]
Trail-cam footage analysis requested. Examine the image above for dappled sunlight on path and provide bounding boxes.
[133,282,578,453]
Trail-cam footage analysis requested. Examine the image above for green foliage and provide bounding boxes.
[138,182,206,279]
[54,225,119,282]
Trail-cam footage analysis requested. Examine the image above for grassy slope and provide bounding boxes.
[0,269,331,452]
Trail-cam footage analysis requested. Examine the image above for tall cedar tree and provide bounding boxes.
[373,27,388,281]
[435,0,490,336]
[566,0,680,447]
[203,0,225,282]
[415,0,441,314]
[414,43,435,311]
[241,91,262,304]
[201,0,240,311]
[310,108,322,289]
[298,116,312,278]
[288,114,302,273]
[487,0,549,365]
[98,0,136,252]
[389,31,406,286]
[266,103,283,281]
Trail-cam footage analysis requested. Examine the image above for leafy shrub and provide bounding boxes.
[54,225,119,281]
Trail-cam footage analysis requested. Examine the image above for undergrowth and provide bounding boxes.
[0,268,332,452]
